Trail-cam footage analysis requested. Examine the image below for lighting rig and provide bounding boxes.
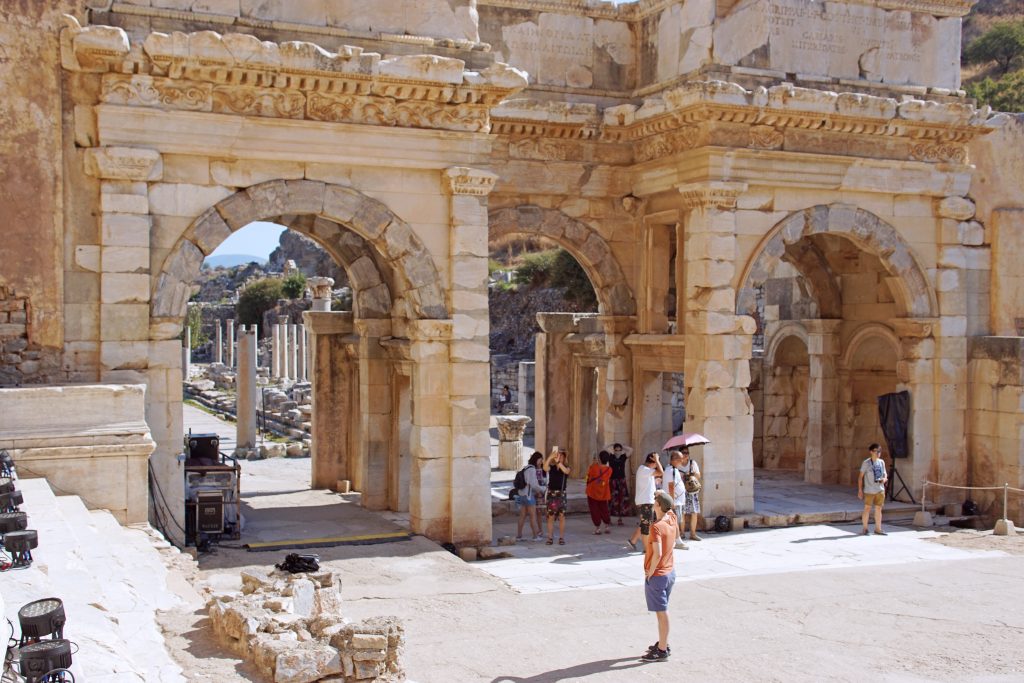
[6,598,76,683]
[0,453,38,570]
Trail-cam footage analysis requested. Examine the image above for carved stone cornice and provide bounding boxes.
[677,182,748,211]
[443,167,499,196]
[890,318,938,338]
[61,16,527,134]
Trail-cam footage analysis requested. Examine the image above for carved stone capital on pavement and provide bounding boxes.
[495,415,532,442]
[676,182,748,211]
[443,167,499,196]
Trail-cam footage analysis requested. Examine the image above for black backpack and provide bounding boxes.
[512,465,531,493]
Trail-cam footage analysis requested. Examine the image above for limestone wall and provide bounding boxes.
[967,337,1024,524]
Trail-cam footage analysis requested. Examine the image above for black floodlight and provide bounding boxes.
[18,638,73,682]
[3,528,38,567]
[0,511,28,536]
[0,450,13,477]
[18,598,66,645]
[0,489,24,512]
[0,477,14,494]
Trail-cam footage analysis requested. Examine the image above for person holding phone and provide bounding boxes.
[544,446,571,545]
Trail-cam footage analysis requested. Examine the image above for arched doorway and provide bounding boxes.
[762,330,810,474]
[150,180,449,543]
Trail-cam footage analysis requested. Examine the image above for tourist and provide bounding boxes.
[515,451,547,541]
[671,448,702,542]
[665,452,688,549]
[628,452,663,552]
[859,443,888,535]
[641,490,678,662]
[544,447,571,545]
[498,384,512,410]
[586,450,613,534]
[608,442,634,525]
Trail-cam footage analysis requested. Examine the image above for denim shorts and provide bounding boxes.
[515,494,536,507]
[645,570,676,612]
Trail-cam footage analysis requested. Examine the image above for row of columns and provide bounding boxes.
[270,318,310,382]
[208,319,236,367]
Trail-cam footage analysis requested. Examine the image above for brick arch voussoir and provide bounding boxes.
[489,206,636,316]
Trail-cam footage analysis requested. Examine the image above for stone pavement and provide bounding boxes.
[483,513,1007,594]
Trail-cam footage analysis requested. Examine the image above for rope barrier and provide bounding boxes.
[921,480,1024,523]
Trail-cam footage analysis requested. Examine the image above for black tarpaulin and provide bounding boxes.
[877,390,910,459]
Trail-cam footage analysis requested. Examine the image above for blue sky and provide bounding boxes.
[209,221,286,258]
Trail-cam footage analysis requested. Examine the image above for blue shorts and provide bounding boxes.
[645,570,676,612]
[515,494,536,507]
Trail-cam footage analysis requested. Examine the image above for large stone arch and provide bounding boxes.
[489,205,636,316]
[151,180,448,329]
[737,204,937,319]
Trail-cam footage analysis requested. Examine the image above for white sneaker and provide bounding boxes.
[532,534,545,541]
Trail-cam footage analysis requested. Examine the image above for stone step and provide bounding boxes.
[4,477,187,683]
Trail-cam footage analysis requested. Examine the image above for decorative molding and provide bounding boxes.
[62,17,526,134]
[676,182,748,211]
[83,146,162,181]
[635,126,700,162]
[749,124,783,150]
[910,142,968,164]
[443,167,499,196]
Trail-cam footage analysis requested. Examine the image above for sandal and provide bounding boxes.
[546,537,553,545]
[558,538,565,545]
[594,529,602,535]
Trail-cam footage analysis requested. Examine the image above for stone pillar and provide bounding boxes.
[214,320,223,365]
[271,323,280,378]
[442,167,498,545]
[679,182,755,517]
[357,319,393,510]
[236,325,258,451]
[278,316,290,381]
[182,326,191,381]
[600,315,636,452]
[296,323,306,381]
[308,276,335,312]
[289,323,299,380]
[305,311,357,490]
[305,327,312,383]
[893,318,942,502]
[534,313,584,455]
[496,416,532,470]
[226,319,235,368]
[517,361,535,424]
[804,319,842,484]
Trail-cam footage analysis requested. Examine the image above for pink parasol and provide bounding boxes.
[662,432,711,450]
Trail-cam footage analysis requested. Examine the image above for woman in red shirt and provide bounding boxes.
[586,451,613,534]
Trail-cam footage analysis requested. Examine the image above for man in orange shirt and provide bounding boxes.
[641,490,677,662]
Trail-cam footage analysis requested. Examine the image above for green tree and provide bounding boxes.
[185,303,206,349]
[512,249,558,286]
[964,22,1024,75]
[549,249,597,308]
[967,71,1024,112]
[236,278,283,327]
[281,272,307,299]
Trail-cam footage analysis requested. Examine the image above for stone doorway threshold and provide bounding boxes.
[748,468,926,528]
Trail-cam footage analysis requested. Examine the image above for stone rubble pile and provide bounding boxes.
[207,569,404,683]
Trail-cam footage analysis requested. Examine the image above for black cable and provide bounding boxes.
[147,461,187,536]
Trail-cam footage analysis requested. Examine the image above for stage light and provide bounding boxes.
[0,450,14,477]
[0,511,28,538]
[0,489,24,512]
[18,639,73,683]
[0,477,14,494]
[18,598,66,645]
[3,528,38,568]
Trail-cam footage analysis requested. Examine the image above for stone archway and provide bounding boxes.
[152,179,448,330]
[761,326,811,474]
[737,204,937,320]
[489,205,636,316]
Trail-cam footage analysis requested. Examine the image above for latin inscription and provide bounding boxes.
[767,0,921,67]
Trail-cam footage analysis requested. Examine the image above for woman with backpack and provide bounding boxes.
[586,451,613,534]
[515,451,547,541]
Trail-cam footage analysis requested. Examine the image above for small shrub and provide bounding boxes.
[281,272,307,299]
[236,278,283,326]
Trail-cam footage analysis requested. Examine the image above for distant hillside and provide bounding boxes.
[962,3,1024,112]
[204,254,267,268]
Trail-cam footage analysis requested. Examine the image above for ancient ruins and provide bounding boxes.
[2,0,1024,558]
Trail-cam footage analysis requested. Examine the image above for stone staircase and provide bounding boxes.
[1,478,193,682]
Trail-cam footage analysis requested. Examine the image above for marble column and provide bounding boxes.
[214,320,223,364]
[226,319,235,368]
[236,325,258,450]
[271,323,281,378]
[305,327,312,383]
[289,323,299,380]
[496,416,532,470]
[296,323,306,381]
[182,327,191,380]
[278,316,290,381]
[308,276,335,312]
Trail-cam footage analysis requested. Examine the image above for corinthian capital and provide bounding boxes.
[443,167,499,196]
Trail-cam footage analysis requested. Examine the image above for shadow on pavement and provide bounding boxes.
[489,656,650,682]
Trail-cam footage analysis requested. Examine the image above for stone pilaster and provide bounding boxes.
[236,325,257,451]
[444,167,497,546]
[355,319,393,511]
[600,315,636,452]
[534,313,584,455]
[680,182,755,517]
[804,319,841,484]
[305,311,357,490]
